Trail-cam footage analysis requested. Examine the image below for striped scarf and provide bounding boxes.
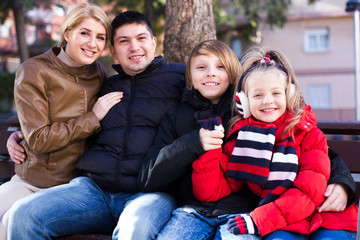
[226,117,298,206]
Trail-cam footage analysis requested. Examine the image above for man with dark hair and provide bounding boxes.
[7,11,185,240]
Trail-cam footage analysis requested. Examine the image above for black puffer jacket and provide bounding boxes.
[139,85,259,216]
[77,56,185,193]
[138,85,356,217]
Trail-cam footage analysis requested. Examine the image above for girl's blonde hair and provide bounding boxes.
[185,40,243,89]
[230,46,304,137]
[58,2,111,48]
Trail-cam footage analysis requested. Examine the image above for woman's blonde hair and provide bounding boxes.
[230,46,304,137]
[58,2,110,48]
[185,40,243,89]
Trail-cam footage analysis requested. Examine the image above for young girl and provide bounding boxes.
[0,2,122,239]
[192,47,358,239]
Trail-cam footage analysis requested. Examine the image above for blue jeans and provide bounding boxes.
[7,176,175,240]
[264,228,356,240]
[157,207,261,240]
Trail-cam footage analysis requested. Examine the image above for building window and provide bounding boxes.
[0,21,12,38]
[307,84,331,109]
[231,38,242,60]
[304,28,330,53]
[53,4,65,17]
[25,25,36,45]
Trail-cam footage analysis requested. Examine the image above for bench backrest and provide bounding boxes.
[0,119,359,197]
[317,121,360,204]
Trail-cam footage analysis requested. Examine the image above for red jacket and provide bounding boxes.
[192,106,358,236]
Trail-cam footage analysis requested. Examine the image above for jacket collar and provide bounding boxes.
[49,47,95,75]
[183,84,234,112]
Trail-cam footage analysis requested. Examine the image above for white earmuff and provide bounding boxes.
[289,83,296,100]
[235,91,251,118]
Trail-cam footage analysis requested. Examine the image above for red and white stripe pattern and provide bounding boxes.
[226,125,298,206]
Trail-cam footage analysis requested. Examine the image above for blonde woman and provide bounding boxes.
[0,3,122,239]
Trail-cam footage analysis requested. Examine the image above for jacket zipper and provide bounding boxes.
[75,74,88,112]
[115,76,136,187]
[123,76,136,157]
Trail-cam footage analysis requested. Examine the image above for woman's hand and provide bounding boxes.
[92,92,123,121]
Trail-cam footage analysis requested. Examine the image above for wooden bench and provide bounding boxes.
[0,115,18,184]
[316,121,360,239]
[0,117,359,239]
[317,121,360,203]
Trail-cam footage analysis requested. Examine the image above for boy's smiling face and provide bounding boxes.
[190,53,230,104]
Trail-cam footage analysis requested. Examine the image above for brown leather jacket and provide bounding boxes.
[14,47,105,188]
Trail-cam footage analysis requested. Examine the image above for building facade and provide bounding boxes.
[1,0,357,121]
[0,0,86,72]
[222,0,356,121]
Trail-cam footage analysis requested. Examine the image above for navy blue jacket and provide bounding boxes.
[77,56,185,193]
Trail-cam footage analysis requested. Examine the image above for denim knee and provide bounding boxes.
[114,192,176,240]
[8,194,38,237]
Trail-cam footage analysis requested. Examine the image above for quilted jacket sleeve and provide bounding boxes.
[192,138,246,202]
[250,128,331,236]
[138,109,205,192]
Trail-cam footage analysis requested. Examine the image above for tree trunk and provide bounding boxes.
[10,0,29,62]
[144,0,154,27]
[164,0,216,63]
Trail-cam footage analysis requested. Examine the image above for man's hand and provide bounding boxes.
[6,131,25,164]
[318,183,348,212]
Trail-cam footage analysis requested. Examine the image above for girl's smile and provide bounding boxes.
[247,69,287,123]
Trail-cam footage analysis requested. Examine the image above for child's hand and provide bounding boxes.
[198,117,224,151]
[199,128,224,151]
[198,117,222,131]
[227,214,259,235]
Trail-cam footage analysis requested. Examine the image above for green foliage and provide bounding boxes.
[80,0,318,49]
[213,0,317,43]
[0,0,42,25]
[0,72,15,98]
[0,1,10,24]
[0,72,15,113]
[95,0,166,38]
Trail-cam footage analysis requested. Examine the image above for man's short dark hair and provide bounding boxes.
[110,11,153,46]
